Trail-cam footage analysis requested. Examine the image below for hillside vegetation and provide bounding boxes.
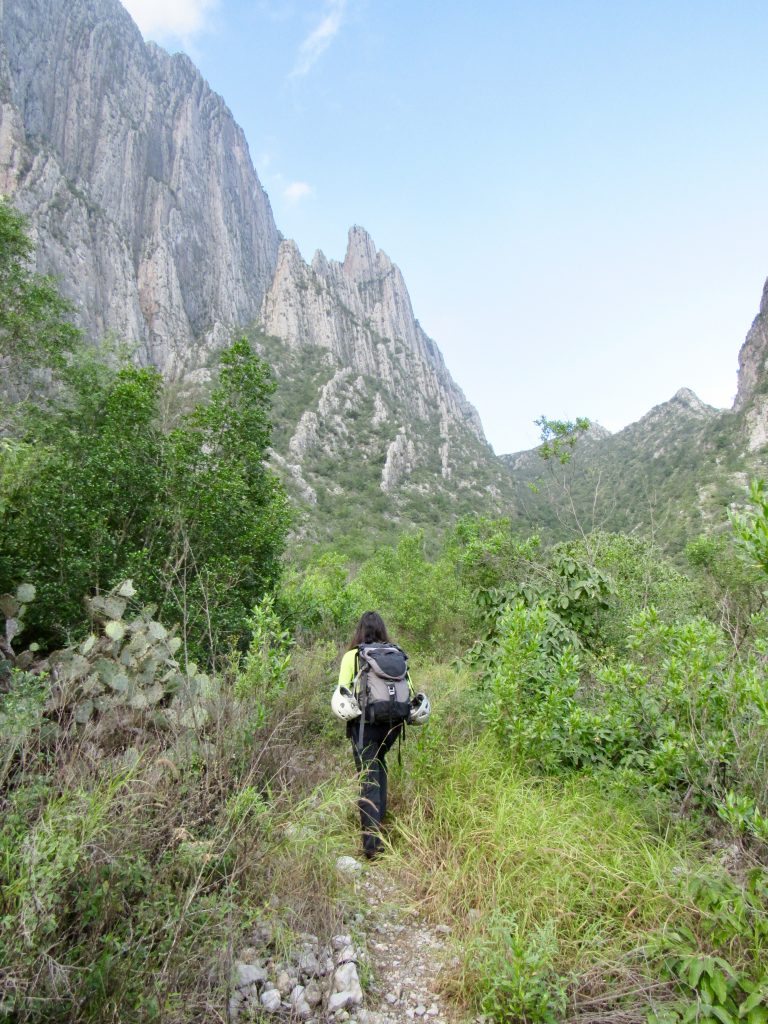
[2,201,768,1024]
[504,400,761,556]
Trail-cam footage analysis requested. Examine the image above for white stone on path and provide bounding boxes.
[235,963,267,987]
[328,989,360,1013]
[289,985,306,1005]
[336,856,362,877]
[333,962,362,996]
[335,944,357,965]
[260,989,281,1012]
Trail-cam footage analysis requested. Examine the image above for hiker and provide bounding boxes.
[332,611,430,859]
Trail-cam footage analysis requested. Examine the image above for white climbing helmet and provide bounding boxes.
[331,685,361,721]
[409,692,431,725]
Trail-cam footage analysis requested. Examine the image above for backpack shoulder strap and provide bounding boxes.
[354,646,369,747]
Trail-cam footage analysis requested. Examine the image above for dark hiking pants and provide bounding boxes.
[349,721,401,857]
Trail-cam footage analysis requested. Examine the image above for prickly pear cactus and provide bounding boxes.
[47,580,213,730]
[0,583,37,666]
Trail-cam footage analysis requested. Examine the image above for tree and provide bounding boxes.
[0,197,81,417]
[731,479,768,577]
[160,339,293,661]
[1,331,292,662]
[0,358,165,645]
[535,416,591,465]
[526,414,606,550]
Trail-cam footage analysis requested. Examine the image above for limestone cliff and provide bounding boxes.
[253,241,515,540]
[262,228,484,439]
[0,0,280,373]
[734,277,768,451]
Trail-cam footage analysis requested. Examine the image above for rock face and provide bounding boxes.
[734,277,768,451]
[258,227,508,522]
[735,278,768,412]
[262,228,484,440]
[0,0,280,372]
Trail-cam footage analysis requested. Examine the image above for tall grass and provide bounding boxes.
[386,667,706,1022]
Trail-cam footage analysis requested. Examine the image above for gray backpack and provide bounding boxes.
[354,642,412,743]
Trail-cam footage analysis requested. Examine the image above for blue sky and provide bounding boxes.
[121,0,768,453]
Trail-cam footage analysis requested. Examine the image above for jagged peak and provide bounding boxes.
[623,388,719,435]
[670,387,719,415]
[276,238,305,264]
[343,225,392,282]
[311,249,329,275]
[585,422,611,440]
[759,276,768,317]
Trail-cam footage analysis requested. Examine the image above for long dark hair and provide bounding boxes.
[349,610,389,649]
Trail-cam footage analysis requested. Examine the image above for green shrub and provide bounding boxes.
[348,531,475,656]
[479,599,768,822]
[233,594,293,719]
[649,869,768,1024]
[0,340,291,664]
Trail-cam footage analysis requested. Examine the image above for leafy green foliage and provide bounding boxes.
[584,531,702,650]
[649,870,768,1024]
[278,552,357,644]
[0,340,290,663]
[469,918,568,1024]
[478,542,613,650]
[346,531,475,656]
[686,531,765,647]
[731,479,768,577]
[448,515,532,595]
[485,601,582,772]
[159,339,292,659]
[0,669,49,786]
[0,197,81,408]
[0,359,166,645]
[535,415,591,464]
[232,594,293,721]
[480,600,768,816]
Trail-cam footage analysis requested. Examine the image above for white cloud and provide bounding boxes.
[290,0,347,78]
[121,0,218,42]
[283,181,315,204]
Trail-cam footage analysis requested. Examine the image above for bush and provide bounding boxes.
[0,340,291,664]
[348,531,475,656]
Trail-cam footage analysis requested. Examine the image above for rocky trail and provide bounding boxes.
[229,854,467,1024]
[356,861,459,1024]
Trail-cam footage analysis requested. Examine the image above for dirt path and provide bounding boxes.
[353,865,467,1024]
